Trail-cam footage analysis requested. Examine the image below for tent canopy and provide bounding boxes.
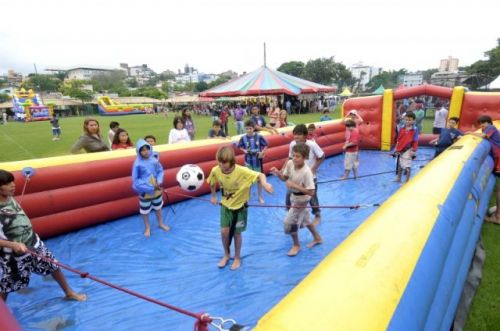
[200,66,336,97]
[339,87,352,97]
[373,85,385,95]
[479,75,500,90]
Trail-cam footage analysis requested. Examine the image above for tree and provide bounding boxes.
[366,69,407,91]
[208,76,231,89]
[277,61,305,77]
[23,74,61,92]
[421,68,438,83]
[91,70,127,92]
[195,81,209,92]
[301,57,354,90]
[130,87,166,100]
[465,39,500,88]
[0,93,10,103]
[59,80,94,103]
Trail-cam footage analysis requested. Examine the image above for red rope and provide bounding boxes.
[165,190,377,210]
[27,250,212,330]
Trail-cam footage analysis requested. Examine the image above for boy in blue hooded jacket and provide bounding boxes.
[132,139,170,237]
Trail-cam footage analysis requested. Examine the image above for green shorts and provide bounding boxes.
[220,204,248,234]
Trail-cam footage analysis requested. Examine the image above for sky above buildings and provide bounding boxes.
[0,0,498,75]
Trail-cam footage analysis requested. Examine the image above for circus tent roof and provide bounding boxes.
[200,66,336,97]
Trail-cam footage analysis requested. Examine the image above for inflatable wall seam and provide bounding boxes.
[381,89,394,151]
[449,86,465,120]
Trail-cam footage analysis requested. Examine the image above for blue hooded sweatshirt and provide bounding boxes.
[132,139,164,199]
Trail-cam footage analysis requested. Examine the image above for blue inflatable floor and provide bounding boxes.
[8,149,434,331]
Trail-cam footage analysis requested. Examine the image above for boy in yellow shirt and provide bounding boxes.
[207,146,273,270]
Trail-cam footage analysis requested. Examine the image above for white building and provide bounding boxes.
[402,73,423,87]
[439,57,459,73]
[66,67,114,80]
[349,63,382,90]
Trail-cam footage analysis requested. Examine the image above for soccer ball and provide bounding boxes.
[176,164,205,192]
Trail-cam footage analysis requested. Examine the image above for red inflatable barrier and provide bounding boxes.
[459,93,500,132]
[12,122,349,239]
[393,84,452,100]
[343,95,383,149]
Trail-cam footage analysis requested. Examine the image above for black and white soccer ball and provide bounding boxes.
[176,164,205,192]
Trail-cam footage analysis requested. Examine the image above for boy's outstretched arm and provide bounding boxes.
[258,174,273,193]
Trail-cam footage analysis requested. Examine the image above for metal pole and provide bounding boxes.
[264,42,267,67]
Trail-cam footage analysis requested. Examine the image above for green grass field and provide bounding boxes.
[0,111,498,329]
[0,112,332,162]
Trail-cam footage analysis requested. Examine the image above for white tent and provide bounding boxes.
[480,75,500,90]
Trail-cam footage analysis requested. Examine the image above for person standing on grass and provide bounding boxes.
[233,104,246,135]
[432,103,448,134]
[181,109,196,141]
[71,118,110,153]
[168,116,191,144]
[50,115,61,141]
[107,121,120,146]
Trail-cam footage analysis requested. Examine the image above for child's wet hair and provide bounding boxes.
[405,111,416,120]
[244,120,255,128]
[216,146,236,166]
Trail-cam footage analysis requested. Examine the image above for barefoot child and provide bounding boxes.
[207,146,273,270]
[394,112,419,183]
[238,120,269,204]
[341,119,360,180]
[132,139,170,236]
[0,170,86,302]
[283,124,325,225]
[271,143,322,256]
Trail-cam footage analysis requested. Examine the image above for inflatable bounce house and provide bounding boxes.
[12,88,53,122]
[97,96,153,116]
[1,84,500,330]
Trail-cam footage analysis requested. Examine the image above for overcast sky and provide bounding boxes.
[1,0,498,76]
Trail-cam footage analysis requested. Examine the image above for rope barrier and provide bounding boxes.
[27,250,236,331]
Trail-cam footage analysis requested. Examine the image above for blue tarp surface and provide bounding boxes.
[8,149,433,331]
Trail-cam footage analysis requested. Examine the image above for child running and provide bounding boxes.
[271,143,322,256]
[207,146,273,270]
[393,112,419,183]
[238,120,269,204]
[0,169,86,302]
[132,139,170,237]
[341,119,360,180]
